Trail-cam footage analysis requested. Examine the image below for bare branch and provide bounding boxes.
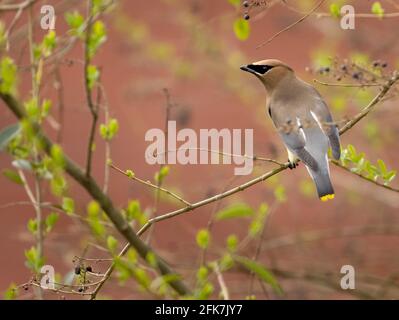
[256,0,326,49]
[109,163,191,206]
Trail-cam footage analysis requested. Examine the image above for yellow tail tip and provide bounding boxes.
[320,194,335,202]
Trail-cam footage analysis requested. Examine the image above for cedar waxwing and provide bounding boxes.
[240,59,341,201]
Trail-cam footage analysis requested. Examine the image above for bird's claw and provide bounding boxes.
[288,159,299,170]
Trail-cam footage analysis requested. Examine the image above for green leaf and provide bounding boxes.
[347,144,356,158]
[0,57,17,94]
[329,3,341,18]
[219,253,234,271]
[88,20,107,58]
[27,218,38,235]
[108,118,119,138]
[384,170,396,183]
[25,98,40,121]
[371,2,384,18]
[234,256,283,295]
[249,219,262,237]
[233,18,250,41]
[51,144,65,167]
[196,229,210,249]
[146,251,157,268]
[0,123,20,151]
[87,200,105,237]
[42,30,57,57]
[226,234,238,252]
[87,200,100,216]
[4,283,18,300]
[25,246,44,272]
[65,11,84,35]
[125,199,147,225]
[154,165,170,183]
[377,159,387,175]
[50,174,67,196]
[132,268,151,289]
[62,197,75,215]
[196,266,208,282]
[2,169,23,185]
[87,64,99,90]
[41,99,52,118]
[107,235,118,253]
[215,203,254,221]
[197,282,214,300]
[45,212,59,233]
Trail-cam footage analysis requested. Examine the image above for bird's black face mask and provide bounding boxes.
[240,64,274,75]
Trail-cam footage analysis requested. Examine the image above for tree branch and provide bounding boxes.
[0,92,191,298]
[331,160,399,193]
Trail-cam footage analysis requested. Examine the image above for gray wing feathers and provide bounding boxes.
[327,125,341,160]
[278,129,319,171]
[311,94,341,160]
[302,126,334,197]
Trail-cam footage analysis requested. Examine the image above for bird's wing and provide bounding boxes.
[309,89,341,160]
[269,103,319,171]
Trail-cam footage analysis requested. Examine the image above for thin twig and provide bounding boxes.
[213,263,229,300]
[313,79,384,87]
[146,88,174,244]
[339,71,399,134]
[0,0,35,11]
[98,83,111,194]
[256,0,326,49]
[84,0,98,177]
[109,163,191,206]
[331,160,399,193]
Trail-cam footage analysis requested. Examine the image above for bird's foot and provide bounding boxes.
[288,159,299,170]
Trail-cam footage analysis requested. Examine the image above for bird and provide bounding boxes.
[240,59,341,201]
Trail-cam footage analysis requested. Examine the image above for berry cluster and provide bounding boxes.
[242,0,269,20]
[307,58,389,84]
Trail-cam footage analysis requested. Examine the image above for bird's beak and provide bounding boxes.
[240,64,258,75]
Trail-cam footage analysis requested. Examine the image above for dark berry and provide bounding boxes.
[341,65,348,71]
[86,266,92,272]
[352,72,361,80]
[78,288,83,293]
[243,1,249,7]
[382,62,388,68]
[372,61,380,67]
[74,266,81,275]
[244,14,250,20]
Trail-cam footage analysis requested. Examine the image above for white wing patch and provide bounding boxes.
[296,116,306,142]
[310,111,323,131]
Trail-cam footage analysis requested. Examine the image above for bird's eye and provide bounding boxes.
[249,64,274,74]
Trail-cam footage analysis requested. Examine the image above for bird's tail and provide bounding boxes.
[308,168,335,201]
